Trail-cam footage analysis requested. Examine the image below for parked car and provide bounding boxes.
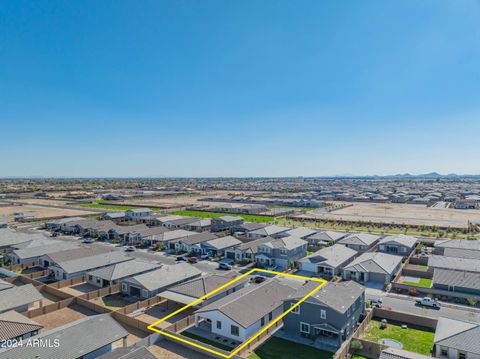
[176,256,187,262]
[218,262,232,270]
[188,257,198,264]
[125,246,136,252]
[199,254,210,261]
[371,298,383,308]
[83,238,94,244]
[418,252,429,259]
[415,297,440,308]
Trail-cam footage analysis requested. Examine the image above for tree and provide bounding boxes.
[350,339,363,353]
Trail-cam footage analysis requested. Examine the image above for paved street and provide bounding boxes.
[382,295,480,323]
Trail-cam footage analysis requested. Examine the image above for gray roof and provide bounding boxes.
[435,239,480,251]
[46,217,87,225]
[0,280,13,291]
[338,233,380,247]
[238,222,266,232]
[165,273,242,299]
[0,310,43,341]
[99,346,156,359]
[87,260,161,281]
[250,225,291,237]
[195,279,297,328]
[45,246,112,264]
[179,232,218,246]
[123,263,202,291]
[214,216,244,222]
[235,236,275,253]
[203,236,242,250]
[287,280,364,314]
[428,255,480,273]
[104,212,126,219]
[263,236,307,250]
[0,284,44,313]
[433,268,480,291]
[0,230,49,249]
[434,317,480,354]
[307,230,348,243]
[0,314,128,359]
[55,251,132,274]
[380,347,433,359]
[300,244,357,268]
[149,229,196,242]
[284,228,317,239]
[343,252,402,275]
[379,234,417,249]
[443,247,480,260]
[12,239,78,260]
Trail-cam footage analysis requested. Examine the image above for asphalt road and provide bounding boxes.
[382,295,480,323]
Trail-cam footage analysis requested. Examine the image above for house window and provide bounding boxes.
[440,347,448,357]
[290,303,300,314]
[141,289,149,298]
[280,249,287,255]
[216,321,222,329]
[320,309,326,319]
[261,317,265,326]
[268,312,273,321]
[121,283,128,293]
[300,322,310,334]
[458,352,466,359]
[231,325,239,336]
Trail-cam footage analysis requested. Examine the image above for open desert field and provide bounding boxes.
[0,204,97,222]
[305,202,480,228]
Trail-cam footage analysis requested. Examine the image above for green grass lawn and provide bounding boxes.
[181,331,233,351]
[362,320,434,355]
[402,278,432,288]
[248,337,334,359]
[350,355,369,359]
[170,210,274,223]
[307,250,315,255]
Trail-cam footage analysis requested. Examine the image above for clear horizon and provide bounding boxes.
[1,1,479,177]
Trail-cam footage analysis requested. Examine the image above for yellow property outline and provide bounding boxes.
[147,268,327,358]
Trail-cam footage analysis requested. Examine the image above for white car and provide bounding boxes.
[125,246,136,252]
[415,297,440,308]
[83,238,94,244]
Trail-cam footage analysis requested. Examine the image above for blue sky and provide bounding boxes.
[1,0,479,177]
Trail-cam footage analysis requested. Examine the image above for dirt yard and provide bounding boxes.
[0,204,96,222]
[133,303,195,329]
[33,305,97,331]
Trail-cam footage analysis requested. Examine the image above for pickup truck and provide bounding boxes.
[415,297,441,308]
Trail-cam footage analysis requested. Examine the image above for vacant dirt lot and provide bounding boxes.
[306,202,480,228]
[134,303,195,329]
[60,282,98,297]
[148,341,211,359]
[0,204,96,221]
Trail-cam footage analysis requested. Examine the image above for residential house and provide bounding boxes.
[432,268,480,295]
[247,225,291,240]
[0,229,46,251]
[211,216,244,232]
[284,228,317,239]
[0,281,44,314]
[299,244,357,278]
[193,279,298,342]
[434,317,480,359]
[182,218,212,232]
[230,222,266,235]
[200,236,242,257]
[212,203,268,215]
[98,346,157,359]
[47,250,132,280]
[434,239,480,259]
[139,229,196,248]
[125,208,153,221]
[162,217,201,229]
[159,273,247,306]
[337,233,380,252]
[282,281,365,350]
[0,314,129,359]
[343,252,402,285]
[120,263,202,299]
[0,310,43,341]
[124,226,169,245]
[174,232,218,253]
[224,236,274,262]
[45,217,86,231]
[255,236,307,270]
[39,246,112,268]
[305,231,349,248]
[102,212,126,221]
[5,239,78,265]
[378,234,418,256]
[87,260,162,287]
[428,255,480,273]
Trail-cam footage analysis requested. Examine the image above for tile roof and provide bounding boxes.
[55,251,132,274]
[0,310,43,341]
[343,252,402,275]
[435,317,480,354]
[203,236,242,250]
[428,255,480,273]
[379,234,418,248]
[433,268,480,290]
[338,233,380,247]
[87,260,161,281]
[300,244,357,268]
